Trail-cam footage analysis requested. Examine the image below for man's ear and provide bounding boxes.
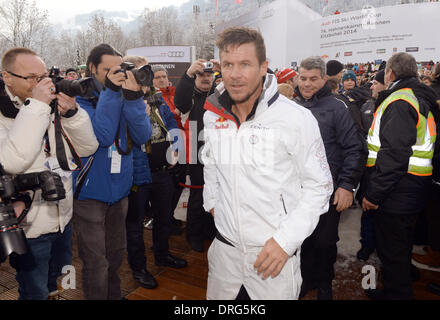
[88,63,96,76]
[261,60,269,76]
[1,71,12,86]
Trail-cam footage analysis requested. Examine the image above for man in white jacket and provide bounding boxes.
[0,48,98,299]
[202,27,333,300]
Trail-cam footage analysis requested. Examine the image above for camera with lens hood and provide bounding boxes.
[0,166,66,262]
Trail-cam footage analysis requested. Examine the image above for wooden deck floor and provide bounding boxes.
[0,222,439,300]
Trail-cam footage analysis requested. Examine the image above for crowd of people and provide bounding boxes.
[0,25,439,301]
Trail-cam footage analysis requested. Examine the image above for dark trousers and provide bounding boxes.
[186,164,215,242]
[360,210,376,249]
[10,221,73,300]
[73,198,128,300]
[126,172,174,271]
[301,205,340,288]
[424,183,440,251]
[375,210,418,300]
[171,164,188,212]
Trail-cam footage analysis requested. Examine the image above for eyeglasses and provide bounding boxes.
[7,71,47,83]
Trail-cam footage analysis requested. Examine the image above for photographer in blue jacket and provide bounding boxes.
[72,44,151,300]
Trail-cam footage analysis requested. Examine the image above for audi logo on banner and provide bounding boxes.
[168,51,185,58]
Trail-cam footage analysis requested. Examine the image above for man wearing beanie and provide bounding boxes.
[326,60,344,93]
[65,68,79,80]
[276,68,298,89]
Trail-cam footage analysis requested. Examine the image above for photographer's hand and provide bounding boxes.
[210,59,221,73]
[32,78,56,105]
[107,66,126,87]
[122,71,141,92]
[57,93,78,116]
[186,59,206,78]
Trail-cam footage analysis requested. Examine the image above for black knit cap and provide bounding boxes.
[374,70,385,85]
[65,68,78,75]
[326,60,344,76]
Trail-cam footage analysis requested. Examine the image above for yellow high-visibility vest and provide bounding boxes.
[367,88,437,176]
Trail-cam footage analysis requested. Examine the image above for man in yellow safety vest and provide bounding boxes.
[362,52,439,300]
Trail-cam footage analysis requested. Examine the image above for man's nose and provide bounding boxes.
[230,66,241,79]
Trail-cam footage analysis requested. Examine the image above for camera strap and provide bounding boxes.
[115,123,133,156]
[53,105,83,171]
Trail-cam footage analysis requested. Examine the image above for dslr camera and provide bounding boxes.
[49,66,94,98]
[118,62,154,87]
[0,167,66,262]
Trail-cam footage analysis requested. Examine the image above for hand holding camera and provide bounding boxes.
[187,59,208,78]
[107,65,127,88]
[122,70,141,93]
[32,78,56,105]
[57,93,78,116]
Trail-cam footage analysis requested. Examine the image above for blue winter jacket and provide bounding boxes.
[133,98,179,186]
[73,86,151,204]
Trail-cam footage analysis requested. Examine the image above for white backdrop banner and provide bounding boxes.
[316,2,440,63]
[216,0,440,68]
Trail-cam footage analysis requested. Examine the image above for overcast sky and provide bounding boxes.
[36,0,190,24]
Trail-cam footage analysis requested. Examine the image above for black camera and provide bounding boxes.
[144,91,163,108]
[118,62,154,87]
[49,66,94,98]
[0,168,66,262]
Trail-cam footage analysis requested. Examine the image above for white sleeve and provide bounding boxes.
[201,113,219,212]
[0,99,50,174]
[60,105,99,157]
[273,110,333,256]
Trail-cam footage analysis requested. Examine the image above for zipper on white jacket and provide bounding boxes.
[234,121,247,253]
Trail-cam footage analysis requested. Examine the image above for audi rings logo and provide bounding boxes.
[168,51,185,58]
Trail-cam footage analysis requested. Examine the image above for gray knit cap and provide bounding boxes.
[151,64,168,75]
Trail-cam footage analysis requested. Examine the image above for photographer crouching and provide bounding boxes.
[0,48,99,300]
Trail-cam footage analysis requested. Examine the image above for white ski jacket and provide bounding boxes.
[0,87,98,238]
[202,74,333,256]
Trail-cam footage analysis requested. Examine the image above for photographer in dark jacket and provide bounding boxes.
[362,53,439,300]
[174,59,216,252]
[295,56,367,300]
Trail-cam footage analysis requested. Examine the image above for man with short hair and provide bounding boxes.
[73,44,151,300]
[202,27,333,300]
[295,56,367,300]
[362,52,439,300]
[0,48,98,299]
[174,59,216,252]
